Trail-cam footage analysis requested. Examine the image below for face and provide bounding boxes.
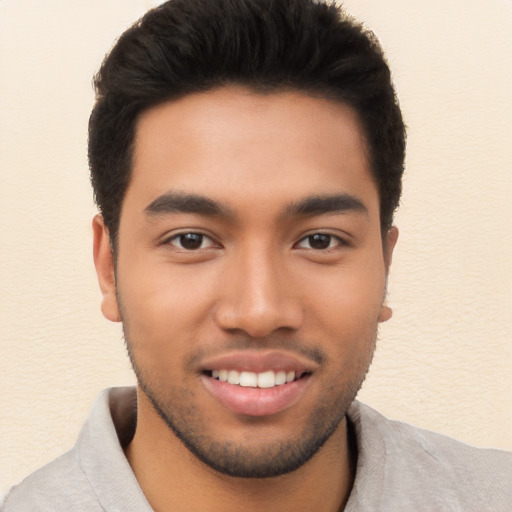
[94,86,397,478]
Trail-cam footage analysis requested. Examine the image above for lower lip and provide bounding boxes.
[201,374,311,416]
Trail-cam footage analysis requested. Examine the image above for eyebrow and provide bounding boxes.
[283,193,368,218]
[144,191,367,220]
[144,192,232,217]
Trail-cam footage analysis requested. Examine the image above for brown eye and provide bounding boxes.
[167,232,214,250]
[307,234,332,249]
[296,233,344,250]
[179,233,204,250]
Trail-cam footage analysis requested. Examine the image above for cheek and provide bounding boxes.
[300,260,386,345]
[116,259,220,352]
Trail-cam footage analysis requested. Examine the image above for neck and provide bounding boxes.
[125,388,356,512]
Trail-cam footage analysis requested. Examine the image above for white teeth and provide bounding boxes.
[227,370,240,385]
[211,369,299,388]
[275,371,287,385]
[239,371,258,387]
[257,371,275,388]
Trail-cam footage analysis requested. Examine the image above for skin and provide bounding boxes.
[93,86,397,512]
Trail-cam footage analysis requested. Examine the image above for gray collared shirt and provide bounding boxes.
[4,387,512,511]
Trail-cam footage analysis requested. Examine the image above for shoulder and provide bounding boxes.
[3,388,150,512]
[3,450,103,511]
[347,401,512,511]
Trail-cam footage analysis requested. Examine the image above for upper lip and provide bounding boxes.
[198,349,320,374]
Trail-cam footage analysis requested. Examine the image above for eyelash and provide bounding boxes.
[295,233,347,251]
[164,232,218,251]
[163,232,347,252]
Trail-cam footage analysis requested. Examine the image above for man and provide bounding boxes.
[4,0,511,510]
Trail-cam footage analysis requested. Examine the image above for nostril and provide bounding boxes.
[215,305,303,339]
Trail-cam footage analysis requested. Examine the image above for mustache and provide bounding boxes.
[185,337,326,369]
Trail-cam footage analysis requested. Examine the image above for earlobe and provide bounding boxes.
[378,304,393,323]
[92,214,121,322]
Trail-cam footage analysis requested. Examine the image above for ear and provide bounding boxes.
[379,226,399,323]
[92,214,121,322]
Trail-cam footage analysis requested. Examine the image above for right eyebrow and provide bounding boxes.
[283,193,368,218]
[144,191,233,218]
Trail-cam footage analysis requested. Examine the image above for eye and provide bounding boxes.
[296,233,344,250]
[166,232,216,251]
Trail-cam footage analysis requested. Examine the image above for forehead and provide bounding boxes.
[125,86,378,221]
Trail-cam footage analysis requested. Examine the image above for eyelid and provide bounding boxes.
[161,230,221,250]
[294,231,349,250]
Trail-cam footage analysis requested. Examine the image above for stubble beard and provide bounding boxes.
[123,328,376,479]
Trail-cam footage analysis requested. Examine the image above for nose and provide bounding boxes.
[214,249,303,338]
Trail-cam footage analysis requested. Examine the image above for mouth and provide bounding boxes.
[198,350,318,416]
[200,353,315,416]
[204,369,312,389]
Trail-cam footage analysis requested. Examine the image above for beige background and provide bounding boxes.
[1,0,511,496]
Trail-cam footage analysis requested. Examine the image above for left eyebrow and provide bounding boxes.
[283,193,368,218]
[144,191,233,218]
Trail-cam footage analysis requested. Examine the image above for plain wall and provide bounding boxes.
[1,0,511,495]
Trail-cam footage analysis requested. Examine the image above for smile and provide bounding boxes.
[208,369,307,388]
[202,369,312,416]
